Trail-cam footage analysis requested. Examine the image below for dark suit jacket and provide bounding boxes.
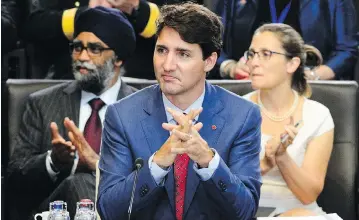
[6,80,136,217]
[213,0,358,79]
[98,82,262,220]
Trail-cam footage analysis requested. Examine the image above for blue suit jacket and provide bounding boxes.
[215,0,358,79]
[97,82,262,220]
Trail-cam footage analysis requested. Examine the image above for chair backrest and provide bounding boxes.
[5,77,155,158]
[306,81,358,220]
[355,54,359,84]
[6,79,70,159]
[5,79,358,219]
[2,48,28,80]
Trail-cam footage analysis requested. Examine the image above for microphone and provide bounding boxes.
[134,158,144,170]
[128,158,144,220]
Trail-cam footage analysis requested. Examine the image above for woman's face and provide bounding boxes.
[246,31,293,91]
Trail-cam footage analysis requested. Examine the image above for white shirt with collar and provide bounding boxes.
[46,78,122,181]
[79,78,122,131]
[149,87,220,185]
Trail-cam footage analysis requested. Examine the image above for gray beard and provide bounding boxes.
[72,57,116,95]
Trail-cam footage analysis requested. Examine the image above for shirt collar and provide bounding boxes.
[162,86,205,124]
[81,77,122,106]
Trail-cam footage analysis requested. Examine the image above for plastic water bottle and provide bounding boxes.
[74,199,96,220]
[48,200,70,220]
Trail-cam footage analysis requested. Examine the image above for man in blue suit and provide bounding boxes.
[96,2,262,219]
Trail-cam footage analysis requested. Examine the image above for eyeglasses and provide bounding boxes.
[244,49,292,61]
[70,41,113,57]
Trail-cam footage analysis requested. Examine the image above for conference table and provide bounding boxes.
[256,213,342,220]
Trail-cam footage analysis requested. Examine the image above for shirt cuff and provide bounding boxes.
[70,151,79,176]
[148,153,171,185]
[46,150,59,182]
[193,149,220,181]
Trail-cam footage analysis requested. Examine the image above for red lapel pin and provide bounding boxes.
[212,125,217,130]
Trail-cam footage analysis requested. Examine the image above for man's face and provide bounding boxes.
[153,27,215,97]
[71,32,117,94]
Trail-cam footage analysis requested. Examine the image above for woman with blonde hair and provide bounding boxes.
[243,23,334,217]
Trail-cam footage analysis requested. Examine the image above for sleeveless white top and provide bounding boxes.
[244,91,334,216]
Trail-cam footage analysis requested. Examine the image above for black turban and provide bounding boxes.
[74,6,136,60]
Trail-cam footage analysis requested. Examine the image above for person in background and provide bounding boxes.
[7,7,137,219]
[111,0,205,80]
[96,3,262,219]
[213,0,358,80]
[2,0,19,55]
[24,0,159,79]
[243,23,334,217]
[24,0,204,79]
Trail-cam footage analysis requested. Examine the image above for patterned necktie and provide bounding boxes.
[174,113,190,220]
[83,98,105,154]
[174,153,189,220]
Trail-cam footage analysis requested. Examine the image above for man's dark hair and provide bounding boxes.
[156,2,223,60]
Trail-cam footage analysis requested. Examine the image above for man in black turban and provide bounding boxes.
[72,6,136,94]
[7,7,138,220]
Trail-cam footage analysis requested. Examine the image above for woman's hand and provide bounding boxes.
[275,118,301,157]
[263,117,302,169]
[263,136,281,168]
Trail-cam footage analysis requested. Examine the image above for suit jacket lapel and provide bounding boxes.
[140,86,176,212]
[299,0,320,43]
[184,82,225,217]
[141,86,169,154]
[55,81,80,178]
[117,80,135,101]
[300,0,311,11]
[63,81,81,126]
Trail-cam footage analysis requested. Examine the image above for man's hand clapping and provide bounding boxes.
[49,117,100,173]
[50,122,76,172]
[64,117,99,172]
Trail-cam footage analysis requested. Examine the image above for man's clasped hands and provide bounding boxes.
[153,107,215,169]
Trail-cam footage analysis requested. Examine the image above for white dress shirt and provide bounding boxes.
[46,78,122,181]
